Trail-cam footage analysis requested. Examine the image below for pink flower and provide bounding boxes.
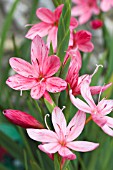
[66,56,111,96]
[3,109,44,129]
[26,5,78,51]
[90,19,103,30]
[72,0,100,24]
[27,107,99,160]
[70,79,113,136]
[6,36,67,100]
[69,30,94,53]
[100,0,113,12]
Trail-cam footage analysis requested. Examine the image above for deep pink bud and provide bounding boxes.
[90,19,103,30]
[3,109,44,129]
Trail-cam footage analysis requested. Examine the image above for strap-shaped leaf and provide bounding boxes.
[57,0,71,62]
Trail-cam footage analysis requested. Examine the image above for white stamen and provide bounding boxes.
[61,106,66,111]
[40,78,44,84]
[98,84,105,103]
[44,114,50,130]
[20,90,23,96]
[25,24,34,27]
[91,64,103,77]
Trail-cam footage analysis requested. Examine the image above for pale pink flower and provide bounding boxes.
[27,107,99,160]
[66,55,111,96]
[3,109,44,129]
[70,79,113,136]
[6,36,67,100]
[26,5,78,51]
[100,0,113,12]
[72,0,100,24]
[90,19,103,30]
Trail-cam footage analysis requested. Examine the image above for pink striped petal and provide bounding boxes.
[46,77,67,93]
[36,8,55,23]
[31,82,46,100]
[101,124,113,136]
[58,147,76,160]
[9,57,35,77]
[70,17,78,29]
[6,74,37,90]
[25,22,51,40]
[74,30,92,44]
[3,109,44,129]
[78,42,94,52]
[31,35,49,73]
[38,145,54,160]
[90,83,112,95]
[67,141,99,152]
[66,110,86,141]
[54,4,63,21]
[80,80,96,108]
[52,107,67,136]
[27,129,58,142]
[69,90,91,113]
[98,99,113,115]
[47,26,58,51]
[38,143,61,153]
[92,114,107,127]
[106,116,113,128]
[42,55,60,78]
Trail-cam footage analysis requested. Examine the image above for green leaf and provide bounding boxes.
[44,98,56,113]
[57,0,71,62]
[0,131,24,162]
[0,123,21,141]
[54,153,60,170]
[0,0,19,66]
[0,164,10,170]
[60,58,71,79]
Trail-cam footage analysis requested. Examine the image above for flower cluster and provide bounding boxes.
[3,2,113,168]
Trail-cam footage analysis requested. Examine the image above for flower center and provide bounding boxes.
[59,140,66,147]
[54,20,59,27]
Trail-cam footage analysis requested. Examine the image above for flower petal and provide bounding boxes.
[58,147,76,160]
[31,82,46,100]
[79,11,91,25]
[106,116,113,128]
[74,30,92,44]
[38,145,54,160]
[31,35,49,73]
[92,114,107,127]
[42,55,60,78]
[36,8,55,23]
[47,26,58,51]
[27,129,58,142]
[38,143,61,153]
[69,90,91,113]
[70,17,78,29]
[46,77,67,93]
[97,99,113,115]
[54,4,63,21]
[67,141,99,152]
[52,107,67,136]
[101,124,113,136]
[80,80,96,108]
[90,83,112,95]
[25,22,51,39]
[3,109,44,129]
[6,74,37,90]
[78,42,94,52]
[9,57,35,77]
[66,110,86,141]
